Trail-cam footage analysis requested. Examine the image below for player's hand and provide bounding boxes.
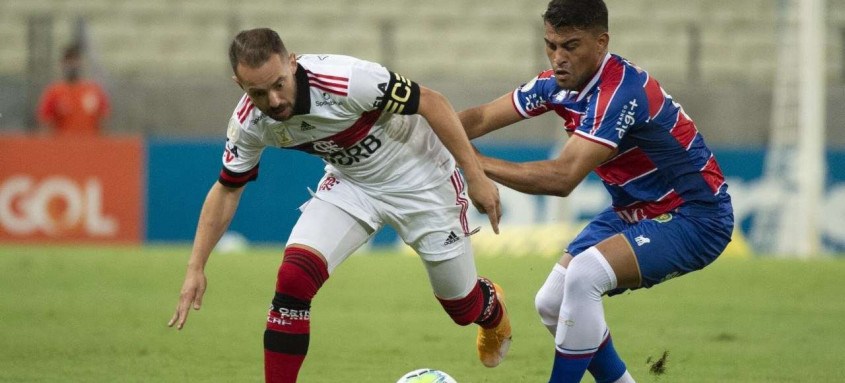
[167,269,207,330]
[466,175,502,234]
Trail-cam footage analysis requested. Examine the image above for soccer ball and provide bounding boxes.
[395,368,457,383]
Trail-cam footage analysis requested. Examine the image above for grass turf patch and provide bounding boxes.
[1,245,844,382]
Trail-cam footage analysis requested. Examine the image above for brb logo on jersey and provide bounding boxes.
[312,136,383,166]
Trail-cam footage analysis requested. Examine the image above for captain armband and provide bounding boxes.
[374,72,420,115]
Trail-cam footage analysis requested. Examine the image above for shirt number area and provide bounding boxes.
[319,135,383,166]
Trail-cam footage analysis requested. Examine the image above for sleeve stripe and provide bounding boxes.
[218,165,259,188]
[573,130,617,149]
[236,95,252,118]
[511,90,530,118]
[304,69,348,83]
[238,103,255,123]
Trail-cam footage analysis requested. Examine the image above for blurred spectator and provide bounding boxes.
[36,43,110,136]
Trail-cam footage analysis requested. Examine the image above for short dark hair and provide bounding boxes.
[228,28,287,73]
[542,0,608,33]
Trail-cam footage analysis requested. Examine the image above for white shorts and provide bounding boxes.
[308,169,473,261]
[286,169,477,299]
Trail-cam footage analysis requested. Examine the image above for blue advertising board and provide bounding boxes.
[145,140,845,253]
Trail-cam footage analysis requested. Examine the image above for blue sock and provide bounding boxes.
[587,335,627,383]
[549,349,592,383]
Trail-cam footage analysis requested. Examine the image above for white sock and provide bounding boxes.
[535,263,567,336]
[554,247,617,355]
[612,370,635,383]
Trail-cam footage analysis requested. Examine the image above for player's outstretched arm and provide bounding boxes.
[458,93,523,140]
[417,86,501,234]
[168,181,245,330]
[480,134,615,197]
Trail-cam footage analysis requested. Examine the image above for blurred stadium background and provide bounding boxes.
[2,0,845,255]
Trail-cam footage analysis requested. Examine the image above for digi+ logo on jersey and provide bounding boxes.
[615,99,638,138]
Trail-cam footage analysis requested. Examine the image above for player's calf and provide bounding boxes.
[437,277,502,326]
[264,246,329,383]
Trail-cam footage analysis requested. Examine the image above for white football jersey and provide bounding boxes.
[220,54,454,192]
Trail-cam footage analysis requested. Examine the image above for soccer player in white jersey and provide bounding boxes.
[167,28,512,382]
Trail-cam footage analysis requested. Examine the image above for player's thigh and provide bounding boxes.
[620,212,733,289]
[287,197,375,274]
[566,207,630,259]
[385,170,472,262]
[310,173,383,232]
[420,239,478,300]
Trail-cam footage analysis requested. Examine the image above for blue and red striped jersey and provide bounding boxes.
[512,53,729,222]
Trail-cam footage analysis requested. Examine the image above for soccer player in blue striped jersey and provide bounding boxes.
[459,1,733,382]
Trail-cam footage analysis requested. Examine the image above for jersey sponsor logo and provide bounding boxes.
[319,135,382,166]
[250,114,267,125]
[224,141,240,163]
[315,92,343,107]
[615,99,638,138]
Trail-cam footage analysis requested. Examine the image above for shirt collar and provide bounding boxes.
[575,53,612,102]
[293,63,311,115]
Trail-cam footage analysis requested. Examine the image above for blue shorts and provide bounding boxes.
[567,200,734,295]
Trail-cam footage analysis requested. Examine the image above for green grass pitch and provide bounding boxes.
[1,245,844,382]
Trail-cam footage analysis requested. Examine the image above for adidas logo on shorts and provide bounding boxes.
[443,231,461,246]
